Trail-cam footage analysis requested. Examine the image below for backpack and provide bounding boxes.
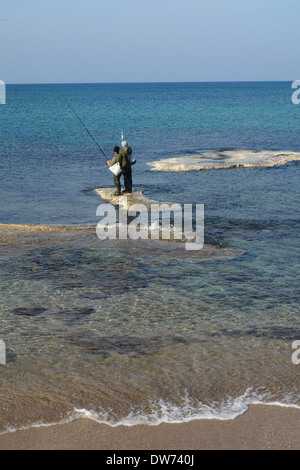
[120,146,135,167]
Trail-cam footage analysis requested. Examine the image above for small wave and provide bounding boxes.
[71,389,300,426]
[1,389,300,435]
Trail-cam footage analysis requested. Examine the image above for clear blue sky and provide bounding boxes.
[0,0,299,83]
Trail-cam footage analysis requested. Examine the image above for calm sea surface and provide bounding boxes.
[0,82,299,431]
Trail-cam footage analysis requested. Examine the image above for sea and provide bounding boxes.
[0,81,299,433]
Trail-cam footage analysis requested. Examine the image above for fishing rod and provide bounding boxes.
[120,92,124,141]
[65,100,108,161]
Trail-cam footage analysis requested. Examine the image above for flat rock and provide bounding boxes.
[147,150,300,171]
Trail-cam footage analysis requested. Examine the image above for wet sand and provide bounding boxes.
[0,405,299,450]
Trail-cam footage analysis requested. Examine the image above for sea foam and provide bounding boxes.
[2,389,300,435]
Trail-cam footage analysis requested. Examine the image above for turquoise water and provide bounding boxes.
[1,82,299,224]
[0,82,299,431]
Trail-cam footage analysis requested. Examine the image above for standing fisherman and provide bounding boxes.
[106,146,123,195]
[65,101,127,195]
[120,140,135,193]
[119,94,136,194]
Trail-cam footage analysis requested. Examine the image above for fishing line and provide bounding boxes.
[65,100,108,161]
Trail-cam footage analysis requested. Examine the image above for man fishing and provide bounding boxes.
[120,140,135,193]
[65,101,133,196]
[106,146,123,196]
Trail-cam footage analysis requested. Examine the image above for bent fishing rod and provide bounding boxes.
[65,100,108,161]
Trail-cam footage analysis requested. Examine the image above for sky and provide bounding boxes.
[0,0,299,84]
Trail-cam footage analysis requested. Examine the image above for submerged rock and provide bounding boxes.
[12,306,47,316]
[148,150,300,171]
[94,187,160,210]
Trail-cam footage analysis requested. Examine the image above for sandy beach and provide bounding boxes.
[0,404,299,450]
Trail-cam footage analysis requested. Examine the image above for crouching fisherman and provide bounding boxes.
[120,140,135,194]
[106,146,123,196]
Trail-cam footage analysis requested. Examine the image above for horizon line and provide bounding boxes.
[4,79,295,86]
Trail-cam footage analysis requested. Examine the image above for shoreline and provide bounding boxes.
[0,404,299,450]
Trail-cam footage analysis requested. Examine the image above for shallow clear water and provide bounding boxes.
[0,82,299,432]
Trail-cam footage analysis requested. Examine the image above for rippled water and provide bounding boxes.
[0,82,299,432]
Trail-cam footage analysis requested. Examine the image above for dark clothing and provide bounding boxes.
[113,173,122,194]
[107,153,122,167]
[122,166,132,193]
[120,147,133,192]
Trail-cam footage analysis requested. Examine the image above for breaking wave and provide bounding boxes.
[1,389,300,435]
